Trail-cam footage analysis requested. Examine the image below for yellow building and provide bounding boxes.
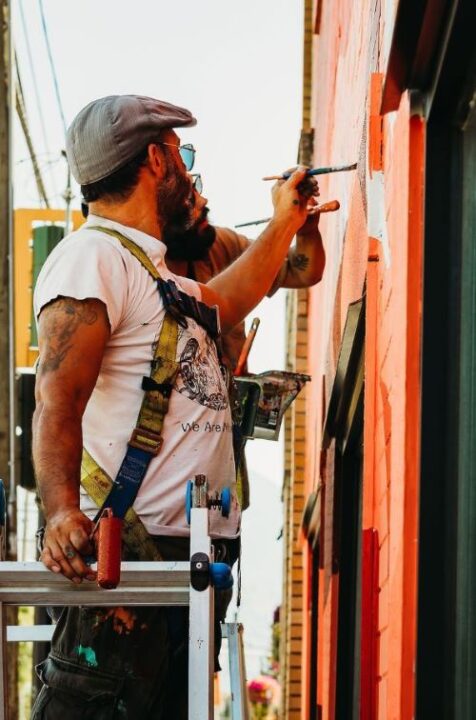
[14,208,84,368]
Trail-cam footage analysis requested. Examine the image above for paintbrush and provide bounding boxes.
[262,163,357,181]
[235,199,340,228]
[235,318,260,376]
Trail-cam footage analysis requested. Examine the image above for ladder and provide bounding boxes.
[0,481,250,720]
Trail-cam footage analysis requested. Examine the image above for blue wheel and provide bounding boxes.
[210,562,233,590]
[220,487,231,518]
[185,480,193,525]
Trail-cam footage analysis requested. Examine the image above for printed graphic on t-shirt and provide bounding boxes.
[173,323,229,410]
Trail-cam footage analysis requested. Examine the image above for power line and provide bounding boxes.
[38,0,67,134]
[18,0,51,158]
[18,0,58,198]
[14,53,50,207]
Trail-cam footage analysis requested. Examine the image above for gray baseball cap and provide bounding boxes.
[66,94,197,185]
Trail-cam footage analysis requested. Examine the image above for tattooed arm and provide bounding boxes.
[272,210,325,290]
[33,297,110,582]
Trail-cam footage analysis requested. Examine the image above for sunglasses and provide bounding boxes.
[192,173,203,194]
[158,142,196,171]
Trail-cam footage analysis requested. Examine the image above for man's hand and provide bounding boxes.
[271,167,319,233]
[271,167,320,229]
[41,507,96,583]
[298,197,321,236]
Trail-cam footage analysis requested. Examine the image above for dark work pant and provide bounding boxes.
[30,536,239,720]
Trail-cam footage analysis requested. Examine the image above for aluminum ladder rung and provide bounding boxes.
[0,509,250,719]
[0,561,190,606]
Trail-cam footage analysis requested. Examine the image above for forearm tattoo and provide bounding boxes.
[291,253,310,271]
[38,298,98,374]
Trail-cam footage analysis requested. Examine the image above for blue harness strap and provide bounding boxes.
[95,446,153,521]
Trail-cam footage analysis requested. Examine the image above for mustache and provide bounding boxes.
[197,206,210,224]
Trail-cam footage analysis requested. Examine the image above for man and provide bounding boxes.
[165,184,325,508]
[31,94,317,718]
[164,182,325,371]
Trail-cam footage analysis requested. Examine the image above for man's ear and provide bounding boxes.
[147,144,164,178]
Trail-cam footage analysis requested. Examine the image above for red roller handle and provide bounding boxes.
[96,509,123,589]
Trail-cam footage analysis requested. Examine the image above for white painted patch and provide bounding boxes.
[367,170,391,267]
[385,110,397,143]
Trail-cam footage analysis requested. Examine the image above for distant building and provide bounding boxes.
[281,1,476,718]
[14,208,83,492]
[14,208,84,367]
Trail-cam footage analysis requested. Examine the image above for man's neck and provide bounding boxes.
[166,257,188,275]
[88,197,163,240]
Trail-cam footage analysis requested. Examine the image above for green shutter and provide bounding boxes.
[455,104,476,719]
[30,225,65,347]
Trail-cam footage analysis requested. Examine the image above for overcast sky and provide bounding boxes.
[13,0,303,227]
[13,0,304,682]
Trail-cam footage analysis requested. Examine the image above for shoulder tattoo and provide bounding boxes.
[38,298,99,374]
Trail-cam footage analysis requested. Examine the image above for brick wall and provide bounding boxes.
[291,0,425,717]
[280,288,309,719]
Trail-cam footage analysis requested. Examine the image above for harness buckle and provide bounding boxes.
[129,427,164,455]
[141,376,172,397]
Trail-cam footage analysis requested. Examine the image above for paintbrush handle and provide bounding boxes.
[234,200,340,228]
[235,318,260,376]
[317,200,340,212]
[263,163,357,181]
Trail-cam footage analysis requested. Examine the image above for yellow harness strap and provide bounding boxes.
[80,226,180,561]
[81,449,162,561]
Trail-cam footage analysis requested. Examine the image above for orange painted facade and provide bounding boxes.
[281,1,429,718]
[14,208,84,368]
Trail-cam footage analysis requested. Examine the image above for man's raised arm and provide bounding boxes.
[272,210,325,290]
[200,167,315,331]
[33,297,110,582]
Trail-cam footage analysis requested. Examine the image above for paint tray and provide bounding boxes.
[234,371,310,441]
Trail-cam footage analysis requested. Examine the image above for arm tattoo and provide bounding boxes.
[38,298,98,374]
[291,253,310,271]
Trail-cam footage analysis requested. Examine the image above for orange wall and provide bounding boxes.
[14,208,84,368]
[299,1,424,718]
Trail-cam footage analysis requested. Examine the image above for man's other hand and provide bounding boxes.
[298,195,322,236]
[41,508,97,583]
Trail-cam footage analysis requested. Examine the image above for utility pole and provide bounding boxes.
[1,1,19,716]
[0,0,13,514]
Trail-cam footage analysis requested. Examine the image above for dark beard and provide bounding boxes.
[157,151,195,237]
[163,206,217,261]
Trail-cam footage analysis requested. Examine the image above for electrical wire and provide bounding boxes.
[14,52,50,207]
[37,0,75,224]
[18,0,58,198]
[18,1,52,159]
[37,0,67,134]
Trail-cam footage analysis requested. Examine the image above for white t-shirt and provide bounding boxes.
[34,215,240,539]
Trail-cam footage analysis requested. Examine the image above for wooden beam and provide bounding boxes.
[0,0,12,495]
[0,7,18,718]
